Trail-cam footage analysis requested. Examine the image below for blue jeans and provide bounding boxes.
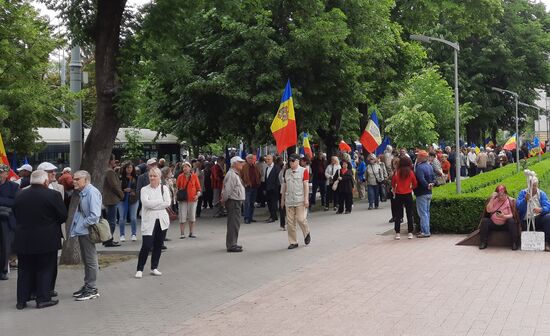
[117,200,138,236]
[106,205,118,236]
[416,194,432,235]
[367,185,379,208]
[244,188,258,222]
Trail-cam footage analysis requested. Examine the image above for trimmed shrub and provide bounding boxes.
[426,154,550,234]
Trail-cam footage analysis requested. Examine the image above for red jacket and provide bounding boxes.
[176,173,201,202]
[392,170,418,195]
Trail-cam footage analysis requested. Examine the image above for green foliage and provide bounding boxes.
[122,129,143,161]
[0,0,68,154]
[385,105,438,148]
[429,153,550,233]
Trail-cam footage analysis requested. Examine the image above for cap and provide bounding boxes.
[182,161,192,167]
[289,153,300,161]
[0,164,9,173]
[416,150,429,159]
[230,156,245,165]
[198,155,205,161]
[146,158,157,165]
[37,162,58,171]
[17,164,32,172]
[62,167,72,173]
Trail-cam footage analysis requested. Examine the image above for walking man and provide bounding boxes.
[281,154,311,249]
[222,156,246,252]
[70,170,102,301]
[414,151,435,238]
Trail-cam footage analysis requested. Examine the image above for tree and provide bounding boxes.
[385,105,438,149]
[122,129,143,161]
[0,1,68,154]
[43,0,130,264]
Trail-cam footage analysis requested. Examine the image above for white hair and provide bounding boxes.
[74,170,91,182]
[532,177,539,185]
[30,170,49,185]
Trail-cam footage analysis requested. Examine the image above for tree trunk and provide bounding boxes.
[60,0,127,265]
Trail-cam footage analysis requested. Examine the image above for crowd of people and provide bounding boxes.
[0,141,546,310]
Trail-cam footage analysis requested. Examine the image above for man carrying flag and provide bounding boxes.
[271,80,297,153]
[360,112,382,154]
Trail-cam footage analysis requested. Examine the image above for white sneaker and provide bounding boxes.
[120,236,126,242]
[395,233,401,240]
[150,269,162,276]
[131,235,137,241]
[408,233,413,239]
[135,271,142,278]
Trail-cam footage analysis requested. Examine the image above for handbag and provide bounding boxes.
[79,201,112,243]
[521,220,545,251]
[88,218,112,244]
[332,180,339,191]
[160,183,177,221]
[176,177,191,202]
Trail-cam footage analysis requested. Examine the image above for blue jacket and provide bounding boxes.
[357,161,366,182]
[516,189,550,220]
[414,162,435,197]
[0,180,19,230]
[70,183,102,237]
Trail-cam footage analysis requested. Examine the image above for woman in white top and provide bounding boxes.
[135,167,171,278]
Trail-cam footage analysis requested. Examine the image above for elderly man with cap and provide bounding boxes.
[17,164,33,189]
[222,156,246,252]
[37,162,65,200]
[414,150,435,238]
[0,164,18,280]
[281,153,311,249]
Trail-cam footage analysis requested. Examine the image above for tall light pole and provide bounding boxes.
[492,87,519,172]
[69,46,83,171]
[410,35,461,193]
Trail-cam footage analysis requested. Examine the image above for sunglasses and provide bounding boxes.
[289,159,297,162]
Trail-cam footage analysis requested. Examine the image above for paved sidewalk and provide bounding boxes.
[175,235,550,336]
[0,200,393,336]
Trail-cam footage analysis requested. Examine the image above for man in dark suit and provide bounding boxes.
[263,155,281,223]
[13,170,67,309]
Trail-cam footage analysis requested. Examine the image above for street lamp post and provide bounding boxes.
[491,87,519,172]
[410,35,461,193]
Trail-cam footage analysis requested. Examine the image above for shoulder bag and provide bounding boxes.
[332,170,340,191]
[176,176,191,202]
[80,202,112,244]
[161,184,178,221]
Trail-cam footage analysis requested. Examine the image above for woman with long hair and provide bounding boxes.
[391,156,417,240]
[117,162,138,242]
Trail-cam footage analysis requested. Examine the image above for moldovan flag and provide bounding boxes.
[0,132,18,180]
[271,80,297,153]
[360,111,382,153]
[303,133,313,159]
[503,134,517,151]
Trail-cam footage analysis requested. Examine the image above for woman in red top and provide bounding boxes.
[391,156,418,240]
[176,162,202,238]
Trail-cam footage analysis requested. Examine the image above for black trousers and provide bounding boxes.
[257,183,266,206]
[325,185,338,208]
[203,188,213,208]
[279,194,286,229]
[468,165,477,177]
[338,192,353,213]
[196,196,204,217]
[137,220,166,271]
[17,251,57,304]
[394,193,414,233]
[480,217,518,245]
[266,189,279,220]
[0,220,13,275]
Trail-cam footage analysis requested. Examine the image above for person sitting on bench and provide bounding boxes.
[479,184,521,250]
[516,177,550,251]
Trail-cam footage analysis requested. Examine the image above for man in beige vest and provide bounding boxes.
[281,154,311,249]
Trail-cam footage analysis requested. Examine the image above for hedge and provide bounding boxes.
[427,154,550,234]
